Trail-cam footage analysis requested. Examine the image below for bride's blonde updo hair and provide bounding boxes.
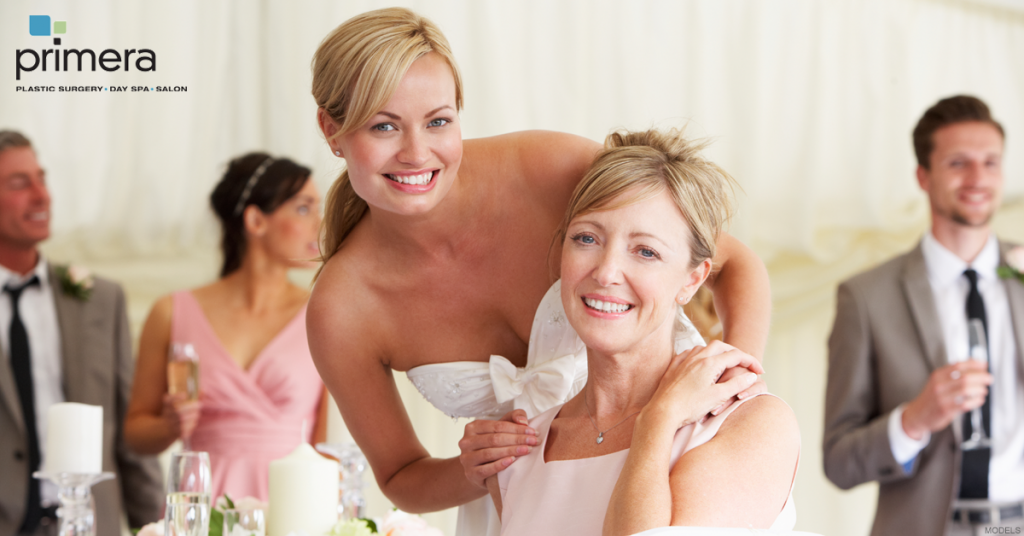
[555,129,736,270]
[312,8,464,270]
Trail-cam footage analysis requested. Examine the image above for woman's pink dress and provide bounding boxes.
[171,291,322,502]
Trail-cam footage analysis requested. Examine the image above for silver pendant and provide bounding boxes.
[596,433,604,444]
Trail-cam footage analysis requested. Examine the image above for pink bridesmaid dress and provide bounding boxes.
[171,291,323,502]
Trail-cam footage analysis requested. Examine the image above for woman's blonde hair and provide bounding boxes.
[312,8,464,274]
[555,129,736,270]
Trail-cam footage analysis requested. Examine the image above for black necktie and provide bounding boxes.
[960,268,991,499]
[5,276,42,533]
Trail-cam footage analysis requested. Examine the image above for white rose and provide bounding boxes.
[380,510,444,536]
[67,265,94,289]
[1007,246,1024,273]
[136,522,164,536]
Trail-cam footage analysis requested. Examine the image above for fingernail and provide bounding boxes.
[525,427,537,436]
[527,437,539,446]
[504,457,515,466]
[518,446,532,455]
[747,373,758,383]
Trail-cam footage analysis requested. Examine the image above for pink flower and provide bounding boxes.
[1007,246,1024,273]
[136,522,164,536]
[379,510,444,536]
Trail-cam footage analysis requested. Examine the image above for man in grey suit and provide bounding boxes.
[0,131,163,536]
[824,95,1024,535]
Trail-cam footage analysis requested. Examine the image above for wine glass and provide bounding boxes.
[223,508,266,536]
[164,451,211,536]
[962,319,992,450]
[167,343,199,450]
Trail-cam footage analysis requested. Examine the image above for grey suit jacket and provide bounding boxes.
[823,240,1024,536]
[0,265,163,536]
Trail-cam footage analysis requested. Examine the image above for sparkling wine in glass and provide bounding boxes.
[962,319,992,450]
[167,343,199,450]
[165,451,211,536]
[167,343,199,401]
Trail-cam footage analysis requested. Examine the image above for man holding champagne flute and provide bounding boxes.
[0,130,164,536]
[824,96,1024,536]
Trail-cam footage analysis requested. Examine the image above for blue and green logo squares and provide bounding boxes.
[29,15,66,36]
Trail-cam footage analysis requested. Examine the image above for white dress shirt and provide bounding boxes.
[0,257,64,506]
[887,233,1024,501]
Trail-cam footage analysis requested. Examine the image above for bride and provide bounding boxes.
[306,8,773,536]
[488,129,799,535]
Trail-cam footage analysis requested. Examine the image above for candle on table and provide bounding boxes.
[268,443,338,536]
[44,402,103,474]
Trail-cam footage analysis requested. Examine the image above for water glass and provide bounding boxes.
[223,508,266,536]
[165,496,211,536]
[165,451,211,536]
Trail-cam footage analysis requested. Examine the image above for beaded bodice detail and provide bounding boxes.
[406,281,704,420]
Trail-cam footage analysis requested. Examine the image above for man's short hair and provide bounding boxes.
[913,95,1005,169]
[0,130,33,155]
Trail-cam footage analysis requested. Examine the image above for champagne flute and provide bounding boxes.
[167,343,199,450]
[962,319,992,450]
[165,451,212,536]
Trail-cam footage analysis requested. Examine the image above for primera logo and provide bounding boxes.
[16,15,156,81]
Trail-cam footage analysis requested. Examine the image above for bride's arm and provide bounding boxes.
[307,267,484,512]
[602,343,764,536]
[706,232,771,359]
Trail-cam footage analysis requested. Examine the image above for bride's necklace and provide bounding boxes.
[583,388,642,445]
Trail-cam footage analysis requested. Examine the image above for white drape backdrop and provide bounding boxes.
[3,1,1024,534]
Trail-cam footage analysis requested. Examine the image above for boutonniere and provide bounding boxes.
[997,246,1024,285]
[55,264,94,301]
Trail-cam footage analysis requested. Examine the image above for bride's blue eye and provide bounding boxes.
[373,123,396,132]
[428,118,450,128]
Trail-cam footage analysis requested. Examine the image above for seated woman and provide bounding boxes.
[124,153,327,501]
[487,130,800,535]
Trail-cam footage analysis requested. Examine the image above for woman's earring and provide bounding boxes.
[333,150,341,156]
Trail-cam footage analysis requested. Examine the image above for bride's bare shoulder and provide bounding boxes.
[464,131,602,204]
[307,251,384,360]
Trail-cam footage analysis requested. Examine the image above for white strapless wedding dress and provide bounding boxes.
[407,281,705,536]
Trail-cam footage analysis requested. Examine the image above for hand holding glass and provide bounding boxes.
[167,343,199,450]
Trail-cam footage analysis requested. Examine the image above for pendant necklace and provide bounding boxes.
[584,388,641,445]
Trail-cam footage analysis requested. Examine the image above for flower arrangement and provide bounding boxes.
[54,264,94,301]
[998,246,1024,285]
[330,510,443,536]
[210,495,268,536]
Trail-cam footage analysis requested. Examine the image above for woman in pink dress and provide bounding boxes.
[124,153,327,501]
[488,130,800,534]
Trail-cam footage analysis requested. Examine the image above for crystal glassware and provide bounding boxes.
[167,343,199,450]
[164,451,212,536]
[962,319,992,451]
[316,442,367,520]
[223,508,266,536]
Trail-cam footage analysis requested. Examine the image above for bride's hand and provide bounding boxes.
[706,365,768,420]
[643,341,763,430]
[458,409,538,489]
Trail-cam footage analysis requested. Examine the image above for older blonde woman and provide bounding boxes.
[306,9,773,536]
[488,130,800,535]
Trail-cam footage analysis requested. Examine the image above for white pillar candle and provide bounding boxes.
[268,443,338,536]
[44,403,103,474]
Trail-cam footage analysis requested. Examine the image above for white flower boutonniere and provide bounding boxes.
[997,246,1024,285]
[55,264,94,301]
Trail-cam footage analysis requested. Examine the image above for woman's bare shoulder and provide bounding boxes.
[307,253,385,363]
[464,131,601,208]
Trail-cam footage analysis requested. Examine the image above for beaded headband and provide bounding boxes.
[233,157,275,217]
